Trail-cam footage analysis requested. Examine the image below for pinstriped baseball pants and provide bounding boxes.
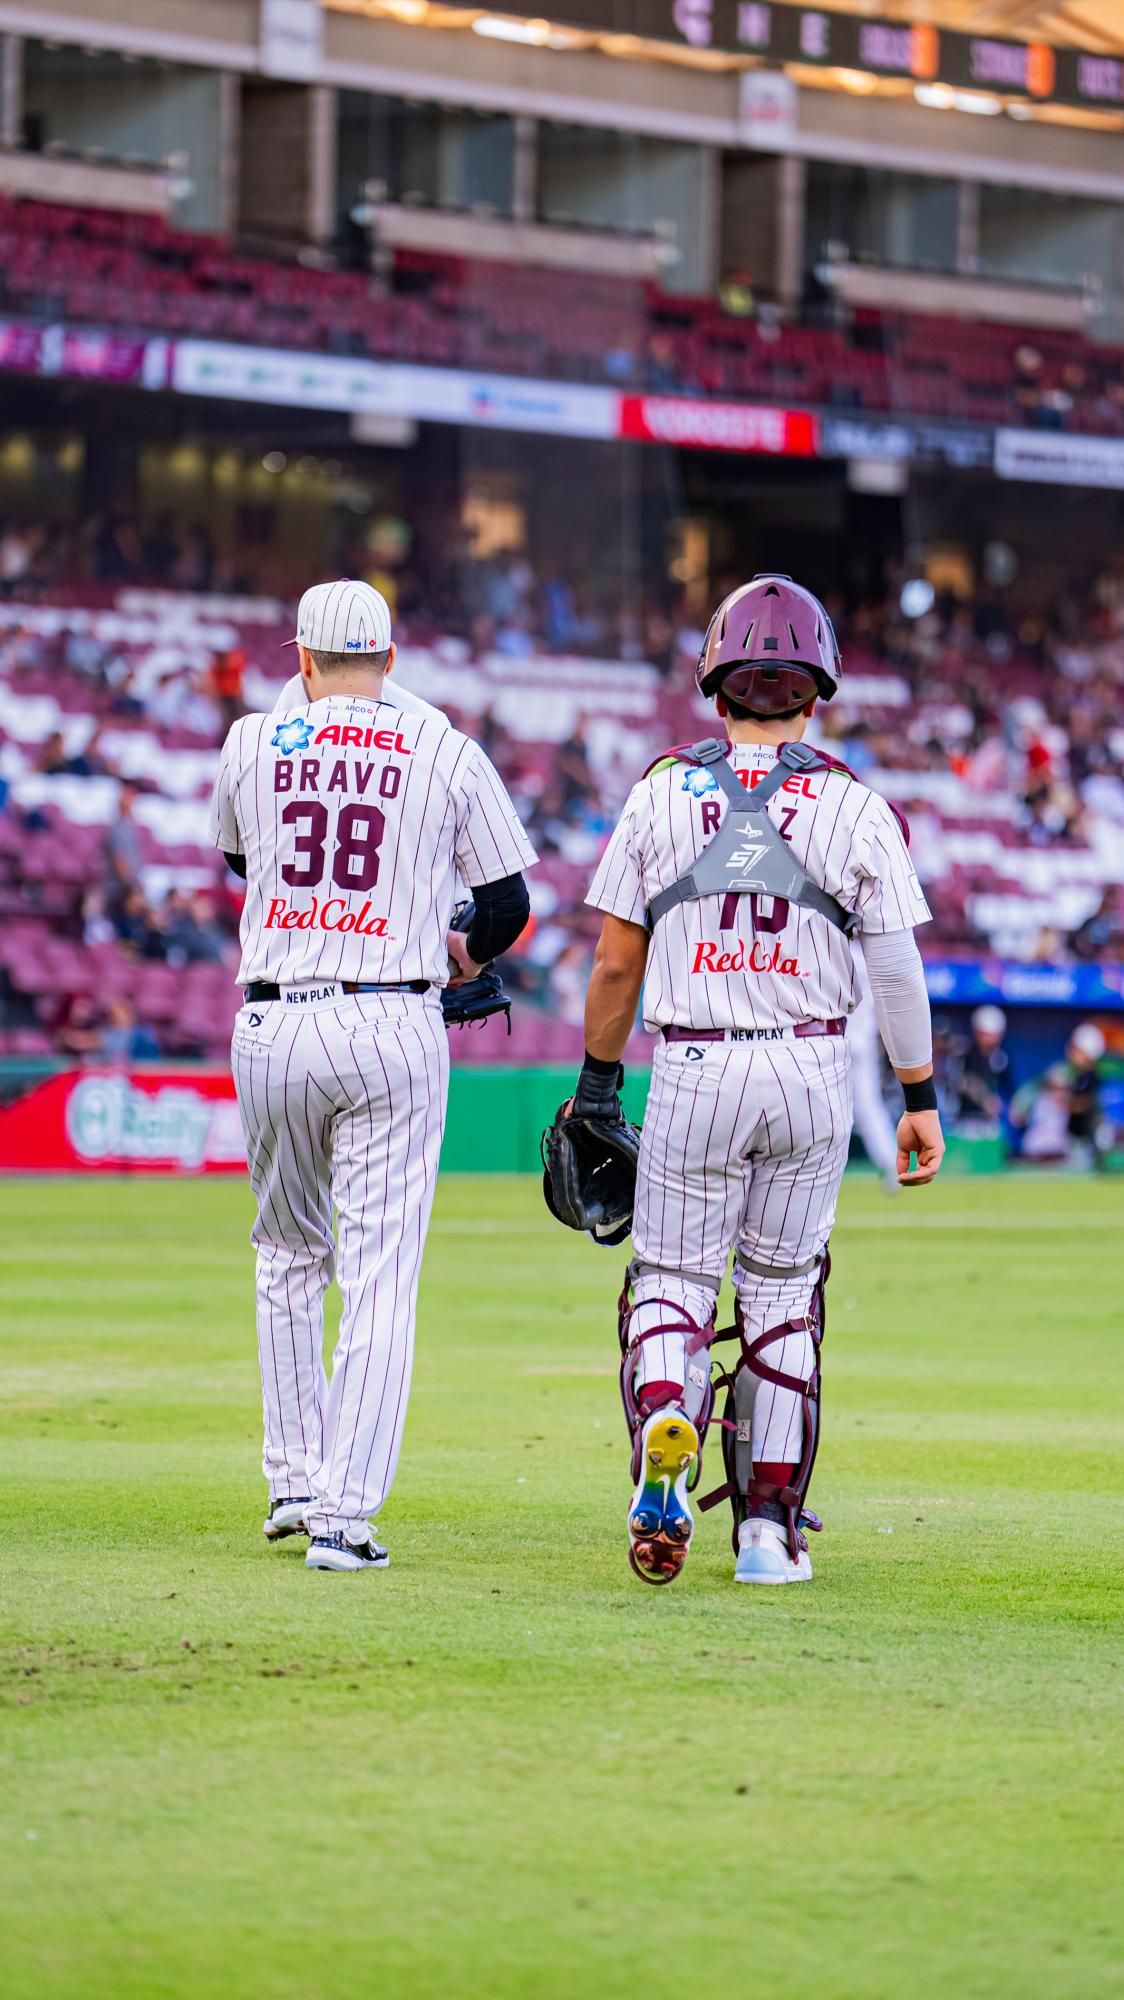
[230,991,448,1539]
[630,1034,853,1465]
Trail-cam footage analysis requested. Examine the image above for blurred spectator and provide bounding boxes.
[112,887,165,959]
[1010,1063,1073,1162]
[81,886,116,947]
[102,996,161,1064]
[0,522,37,593]
[208,647,247,737]
[55,994,105,1063]
[101,784,143,890]
[163,890,226,965]
[954,1006,1011,1126]
[33,732,69,776]
[718,267,755,318]
[35,726,114,779]
[1069,889,1124,963]
[1065,1023,1107,1165]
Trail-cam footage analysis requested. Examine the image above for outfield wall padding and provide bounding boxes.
[0,1061,1003,1174]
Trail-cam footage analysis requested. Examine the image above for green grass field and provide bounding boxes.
[1,1172,1121,2000]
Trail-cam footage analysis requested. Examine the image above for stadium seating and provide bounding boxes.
[1,583,1122,1064]
[3,198,1124,433]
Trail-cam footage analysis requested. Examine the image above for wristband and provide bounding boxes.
[573,1053,625,1122]
[902,1076,938,1113]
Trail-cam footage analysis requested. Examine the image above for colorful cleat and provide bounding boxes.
[306,1531,389,1573]
[734,1515,813,1585]
[627,1406,700,1586]
[263,1496,311,1542]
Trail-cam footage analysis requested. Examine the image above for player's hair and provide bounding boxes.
[309,647,391,673]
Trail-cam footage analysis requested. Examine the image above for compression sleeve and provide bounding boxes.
[223,850,248,879]
[464,872,530,965]
[858,927,933,1071]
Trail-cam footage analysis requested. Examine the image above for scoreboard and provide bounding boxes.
[480,1,1124,111]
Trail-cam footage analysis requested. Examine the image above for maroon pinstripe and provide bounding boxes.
[629,1034,852,1466]
[231,992,449,1534]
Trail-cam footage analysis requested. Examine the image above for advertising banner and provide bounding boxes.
[924,958,1124,1010]
[618,395,818,455]
[0,320,169,388]
[820,414,993,471]
[172,343,618,440]
[0,1068,245,1175]
[994,429,1124,490]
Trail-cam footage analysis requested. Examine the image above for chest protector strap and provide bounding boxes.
[647,739,859,938]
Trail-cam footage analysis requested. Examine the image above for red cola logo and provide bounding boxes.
[264,896,391,936]
[692,937,803,976]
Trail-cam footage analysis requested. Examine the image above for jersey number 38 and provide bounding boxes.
[280,801,386,893]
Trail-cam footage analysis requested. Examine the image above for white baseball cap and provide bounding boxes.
[287,578,392,656]
[971,1004,1007,1037]
[1068,1023,1105,1062]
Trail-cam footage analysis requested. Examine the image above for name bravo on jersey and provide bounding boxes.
[274,755,405,799]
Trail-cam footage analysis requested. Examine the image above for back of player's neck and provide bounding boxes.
[307,673,387,705]
[727,722,793,750]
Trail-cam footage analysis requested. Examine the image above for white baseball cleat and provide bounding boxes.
[306,1531,390,1573]
[734,1515,813,1585]
[263,1496,311,1542]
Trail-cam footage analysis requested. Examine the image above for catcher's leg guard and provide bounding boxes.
[703,1252,828,1568]
[618,1261,719,1586]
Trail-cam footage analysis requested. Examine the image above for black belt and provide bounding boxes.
[244,980,430,1002]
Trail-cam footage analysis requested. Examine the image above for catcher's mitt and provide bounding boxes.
[441,899,511,1033]
[541,1100,640,1247]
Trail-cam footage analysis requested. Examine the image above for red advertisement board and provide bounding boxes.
[0,1068,244,1174]
[618,395,819,456]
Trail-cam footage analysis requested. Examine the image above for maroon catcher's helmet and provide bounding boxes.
[696,573,841,715]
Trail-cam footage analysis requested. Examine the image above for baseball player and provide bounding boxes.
[210,579,535,1572]
[578,574,943,1586]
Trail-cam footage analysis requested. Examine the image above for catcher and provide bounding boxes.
[544,574,943,1586]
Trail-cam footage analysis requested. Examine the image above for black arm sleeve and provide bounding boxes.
[223,851,247,879]
[464,872,530,965]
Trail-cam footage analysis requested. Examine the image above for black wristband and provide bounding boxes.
[902,1077,938,1113]
[582,1052,623,1083]
[573,1052,625,1120]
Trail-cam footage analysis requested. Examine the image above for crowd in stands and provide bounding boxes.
[5,196,1124,434]
[1,552,1123,1078]
[0,507,647,661]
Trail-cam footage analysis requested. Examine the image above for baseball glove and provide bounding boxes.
[441,899,512,1034]
[541,1093,640,1247]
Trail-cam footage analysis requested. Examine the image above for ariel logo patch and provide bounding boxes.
[682,767,719,797]
[271,717,314,756]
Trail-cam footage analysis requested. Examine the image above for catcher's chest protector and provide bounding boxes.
[647,740,859,937]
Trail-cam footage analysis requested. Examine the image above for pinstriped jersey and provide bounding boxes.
[587,741,929,1032]
[210,695,536,986]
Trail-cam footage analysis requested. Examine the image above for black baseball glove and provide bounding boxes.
[441,900,512,1034]
[541,1061,640,1247]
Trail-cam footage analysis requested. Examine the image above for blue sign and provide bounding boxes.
[924,957,1124,1010]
